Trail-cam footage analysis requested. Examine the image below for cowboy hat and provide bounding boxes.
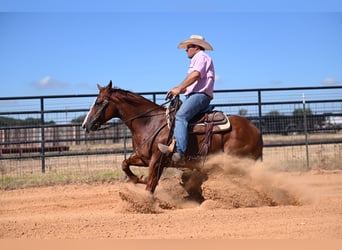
[177,35,213,51]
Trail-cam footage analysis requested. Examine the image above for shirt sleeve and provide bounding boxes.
[189,55,207,79]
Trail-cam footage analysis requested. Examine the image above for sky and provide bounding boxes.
[1,0,342,98]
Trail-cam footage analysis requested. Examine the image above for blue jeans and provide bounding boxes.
[173,93,211,154]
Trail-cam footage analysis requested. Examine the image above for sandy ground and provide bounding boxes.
[1,155,342,239]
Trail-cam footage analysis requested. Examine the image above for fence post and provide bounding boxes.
[40,97,46,173]
[257,89,263,134]
[258,90,263,161]
[302,93,310,170]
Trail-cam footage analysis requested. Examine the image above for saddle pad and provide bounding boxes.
[214,116,231,132]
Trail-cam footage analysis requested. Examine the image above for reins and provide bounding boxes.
[97,98,172,131]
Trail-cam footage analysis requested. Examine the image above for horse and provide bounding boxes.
[82,80,263,195]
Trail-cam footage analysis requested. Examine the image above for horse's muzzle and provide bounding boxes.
[82,122,90,133]
[82,120,100,133]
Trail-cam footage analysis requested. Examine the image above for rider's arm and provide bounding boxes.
[178,70,201,92]
[167,71,201,98]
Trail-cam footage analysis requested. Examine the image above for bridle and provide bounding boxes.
[83,99,109,131]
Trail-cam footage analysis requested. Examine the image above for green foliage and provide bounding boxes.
[0,116,17,126]
[0,116,55,127]
[264,109,313,117]
[266,110,281,116]
[293,108,313,116]
[238,108,248,116]
[71,115,86,124]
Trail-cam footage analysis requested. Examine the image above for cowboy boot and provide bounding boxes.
[158,138,176,155]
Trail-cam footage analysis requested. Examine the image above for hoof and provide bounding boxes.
[139,175,148,184]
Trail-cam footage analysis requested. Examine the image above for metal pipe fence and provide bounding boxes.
[1,86,341,177]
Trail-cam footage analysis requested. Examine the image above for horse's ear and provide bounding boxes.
[107,80,112,89]
[97,84,102,91]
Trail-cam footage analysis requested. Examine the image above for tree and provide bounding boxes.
[0,116,55,126]
[238,108,248,116]
[72,115,86,123]
[266,110,281,116]
[293,108,312,116]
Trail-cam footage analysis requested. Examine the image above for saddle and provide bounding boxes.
[165,98,231,157]
[189,109,231,134]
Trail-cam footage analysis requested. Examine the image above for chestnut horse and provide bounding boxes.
[82,81,263,193]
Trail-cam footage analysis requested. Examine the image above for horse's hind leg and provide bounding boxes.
[121,154,148,184]
[181,169,207,203]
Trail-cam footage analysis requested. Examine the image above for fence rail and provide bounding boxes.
[1,86,341,176]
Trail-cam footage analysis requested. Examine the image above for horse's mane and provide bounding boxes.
[111,87,161,108]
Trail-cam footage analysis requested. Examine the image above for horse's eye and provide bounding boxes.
[94,99,108,107]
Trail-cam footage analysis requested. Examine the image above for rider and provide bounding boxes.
[158,35,215,162]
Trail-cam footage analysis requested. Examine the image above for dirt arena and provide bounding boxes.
[1,155,342,239]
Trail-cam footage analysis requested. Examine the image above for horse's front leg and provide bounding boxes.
[121,153,148,184]
[145,153,166,193]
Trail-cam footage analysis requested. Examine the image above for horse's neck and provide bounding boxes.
[118,97,163,130]
[123,105,166,150]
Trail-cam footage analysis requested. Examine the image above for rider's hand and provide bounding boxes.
[166,87,181,100]
[166,91,174,100]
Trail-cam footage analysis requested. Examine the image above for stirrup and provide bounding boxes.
[171,152,183,162]
[158,138,176,155]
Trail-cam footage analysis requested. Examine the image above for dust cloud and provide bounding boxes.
[116,153,314,213]
[199,154,313,209]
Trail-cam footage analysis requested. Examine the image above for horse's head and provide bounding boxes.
[82,80,115,133]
